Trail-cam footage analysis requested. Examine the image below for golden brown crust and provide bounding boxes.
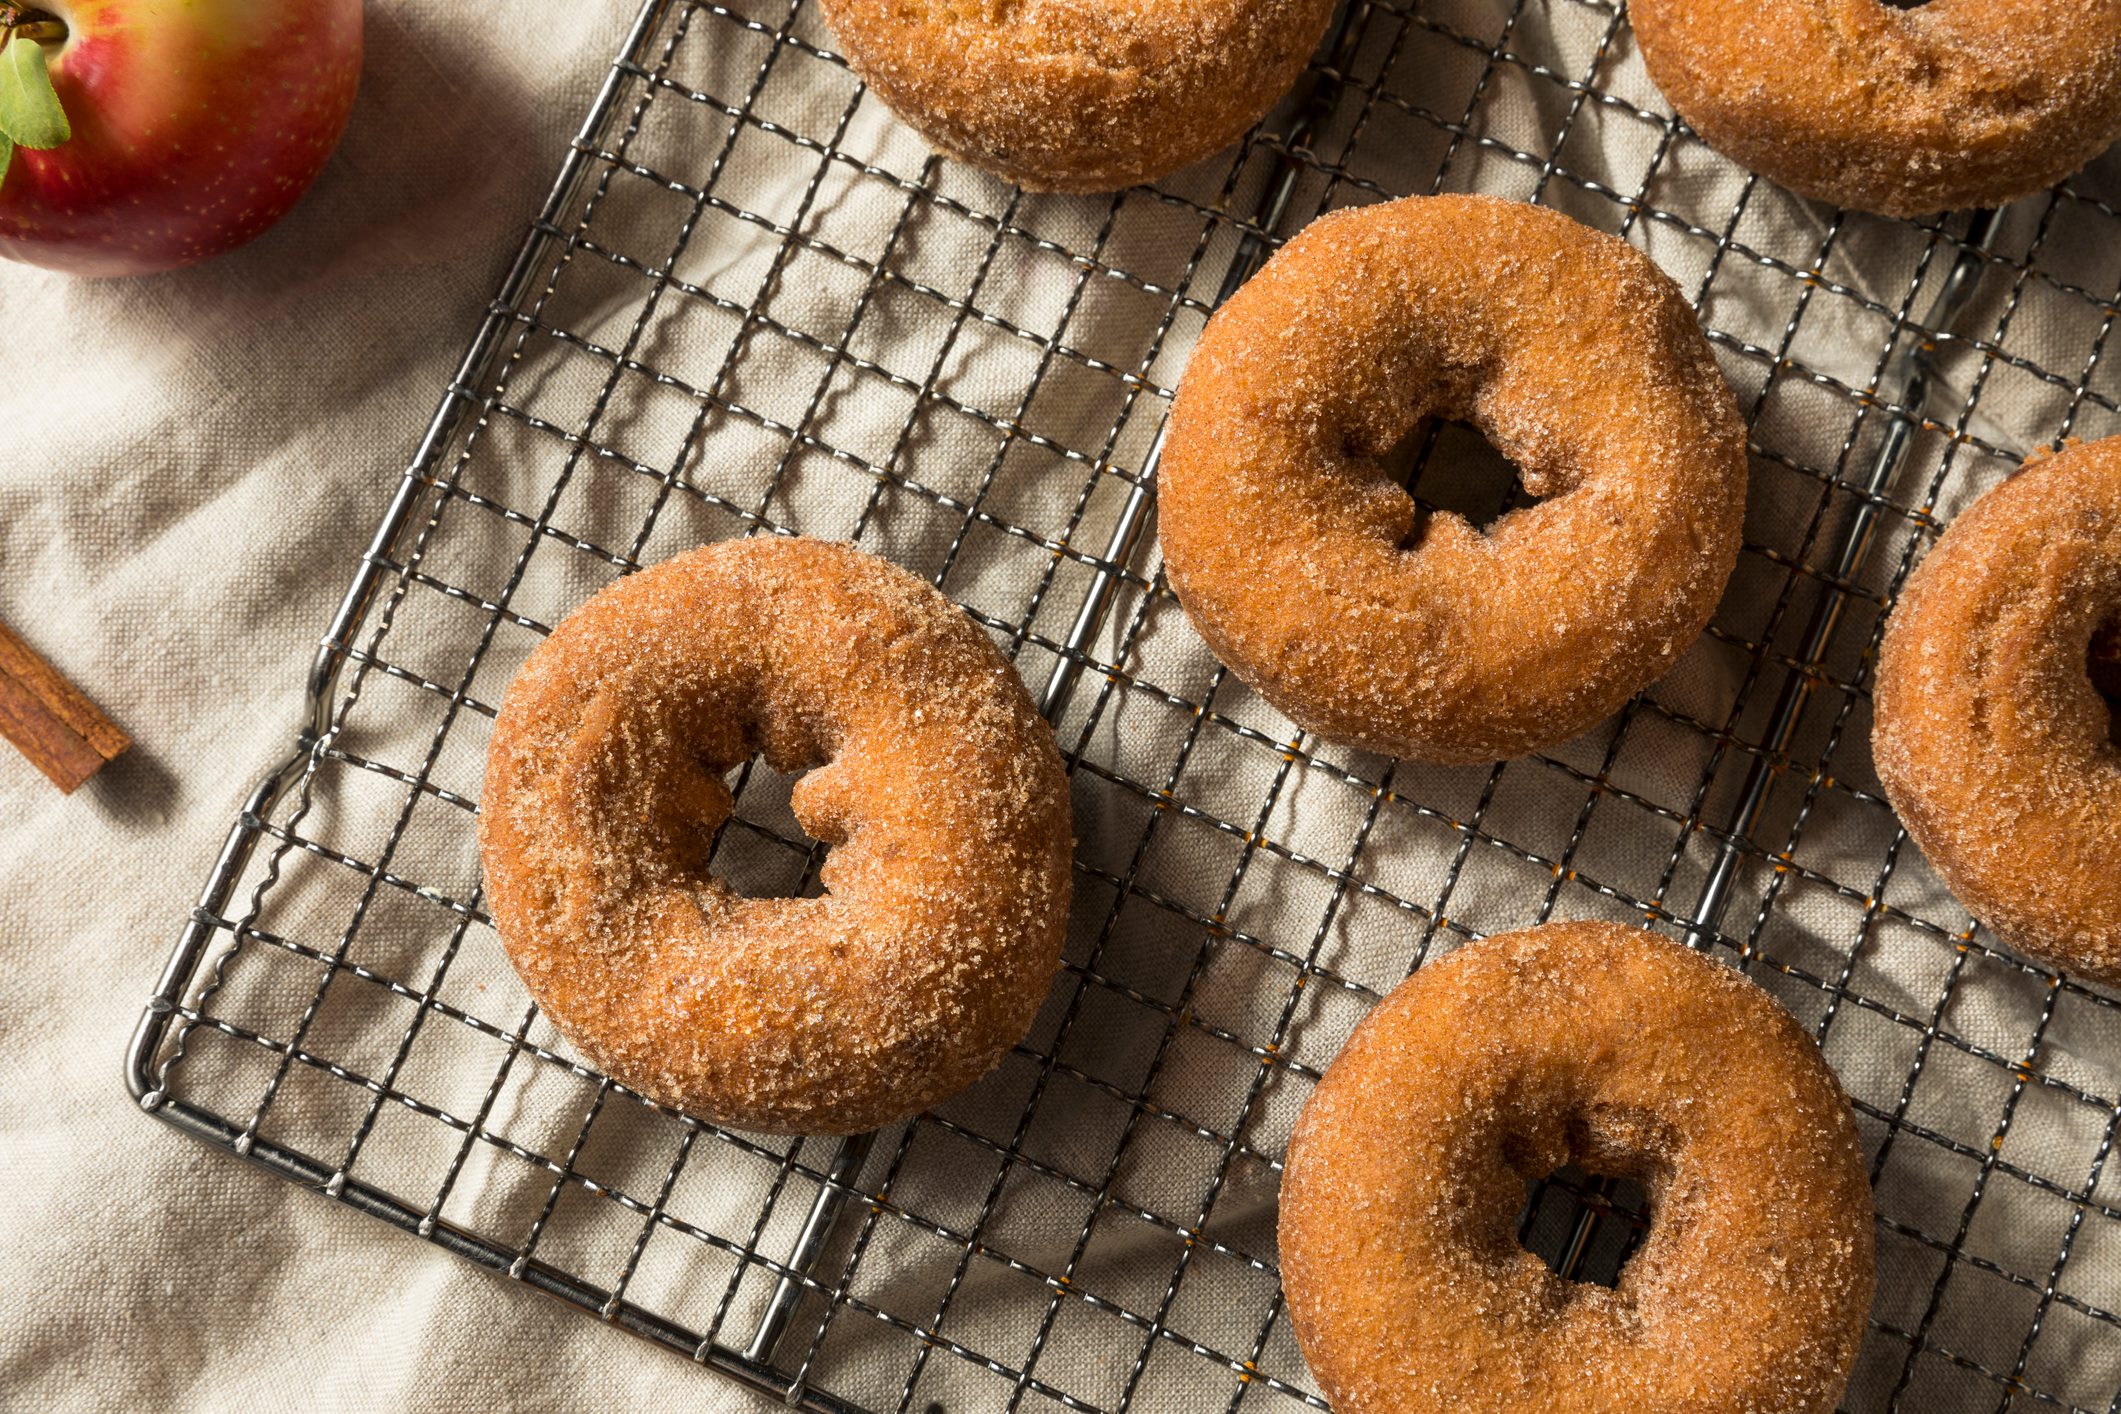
[1871,439,2121,986]
[1630,0,2121,218]
[1157,195,1748,764]
[478,536,1075,1134]
[814,0,1336,191]
[1279,922,1875,1414]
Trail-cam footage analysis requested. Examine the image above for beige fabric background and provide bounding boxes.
[7,0,2121,1409]
[0,2,757,1407]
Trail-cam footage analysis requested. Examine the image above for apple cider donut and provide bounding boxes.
[1630,0,2121,217]
[1158,195,1748,763]
[1872,438,2121,986]
[479,536,1074,1134]
[814,0,1336,191]
[1279,921,1875,1414]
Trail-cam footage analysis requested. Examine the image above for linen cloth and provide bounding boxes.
[5,0,2121,1410]
[0,2,755,1407]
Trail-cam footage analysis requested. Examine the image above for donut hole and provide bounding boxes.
[575,717,848,903]
[2092,618,2121,747]
[1499,1106,1669,1291]
[607,691,853,901]
[1377,417,1545,542]
[691,753,840,900]
[1515,1164,1654,1290]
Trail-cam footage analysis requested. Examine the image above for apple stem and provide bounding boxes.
[6,21,62,42]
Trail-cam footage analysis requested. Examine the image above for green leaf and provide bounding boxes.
[0,131,12,187]
[0,33,69,150]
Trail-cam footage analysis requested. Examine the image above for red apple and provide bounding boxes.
[0,0,362,276]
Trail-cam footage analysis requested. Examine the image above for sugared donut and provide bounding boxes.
[1279,921,1875,1414]
[478,536,1074,1134]
[1872,438,2121,986]
[1158,195,1747,764]
[813,0,1335,192]
[1630,0,2121,217]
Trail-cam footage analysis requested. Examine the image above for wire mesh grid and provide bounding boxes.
[124,0,2121,1409]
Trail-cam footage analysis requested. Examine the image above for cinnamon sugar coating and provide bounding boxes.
[1872,439,2121,986]
[478,537,1074,1134]
[814,0,1335,191]
[1158,195,1747,764]
[1630,0,2121,218]
[1279,922,1875,1414]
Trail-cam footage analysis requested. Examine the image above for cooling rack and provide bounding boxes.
[126,0,2121,1409]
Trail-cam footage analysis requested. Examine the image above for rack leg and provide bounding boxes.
[742,1132,876,1371]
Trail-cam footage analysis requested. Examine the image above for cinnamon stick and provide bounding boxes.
[0,618,130,793]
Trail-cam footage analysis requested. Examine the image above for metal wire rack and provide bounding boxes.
[125,0,2121,1408]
